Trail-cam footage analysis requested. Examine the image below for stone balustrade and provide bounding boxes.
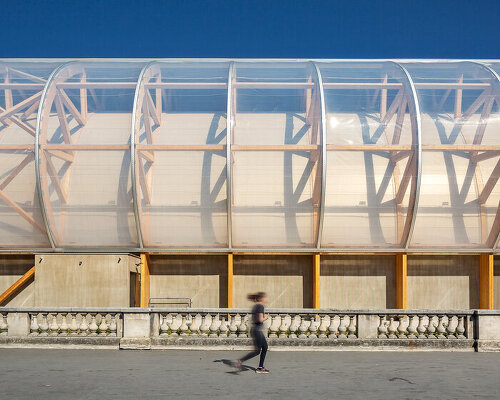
[0,308,498,351]
[377,313,470,339]
[156,311,358,339]
[28,312,120,337]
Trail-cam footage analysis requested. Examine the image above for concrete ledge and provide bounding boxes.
[0,336,120,349]
[150,337,475,351]
[476,340,500,352]
[120,338,151,350]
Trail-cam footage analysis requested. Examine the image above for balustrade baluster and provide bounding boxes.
[39,313,49,336]
[318,315,328,338]
[427,315,436,339]
[446,315,456,339]
[219,316,228,337]
[288,315,300,339]
[89,314,98,336]
[456,315,466,339]
[189,314,201,334]
[436,315,446,339]
[397,316,407,338]
[387,316,397,339]
[199,313,210,337]
[407,316,417,339]
[170,313,181,336]
[79,314,89,336]
[228,314,238,338]
[328,315,339,339]
[30,313,40,336]
[279,314,290,338]
[49,313,59,336]
[159,314,170,336]
[308,316,318,339]
[69,313,78,336]
[338,315,347,339]
[209,314,219,337]
[377,315,388,339]
[59,313,69,336]
[298,314,309,339]
[99,314,109,336]
[238,315,248,338]
[268,314,280,338]
[416,315,426,339]
[179,314,190,336]
[347,315,357,339]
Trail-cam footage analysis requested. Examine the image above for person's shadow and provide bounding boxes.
[213,359,256,375]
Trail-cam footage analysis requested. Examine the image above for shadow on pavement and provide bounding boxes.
[213,359,256,375]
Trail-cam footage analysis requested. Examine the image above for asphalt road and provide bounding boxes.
[0,349,499,399]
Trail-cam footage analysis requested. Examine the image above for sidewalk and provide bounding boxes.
[0,349,498,399]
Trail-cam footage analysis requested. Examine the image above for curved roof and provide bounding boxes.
[0,59,499,252]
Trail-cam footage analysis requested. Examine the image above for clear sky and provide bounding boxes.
[2,0,499,59]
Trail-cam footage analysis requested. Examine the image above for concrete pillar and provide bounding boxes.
[357,314,380,339]
[7,312,30,336]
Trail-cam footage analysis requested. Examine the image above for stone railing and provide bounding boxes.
[376,312,471,340]
[0,308,498,351]
[28,312,121,337]
[155,311,358,339]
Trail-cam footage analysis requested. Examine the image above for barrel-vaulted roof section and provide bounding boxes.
[0,59,498,252]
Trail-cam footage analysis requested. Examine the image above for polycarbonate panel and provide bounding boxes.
[231,62,322,247]
[0,62,60,247]
[486,62,500,249]
[318,62,418,248]
[37,62,145,248]
[403,62,500,249]
[134,62,229,247]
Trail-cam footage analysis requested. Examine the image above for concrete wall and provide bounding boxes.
[0,255,35,306]
[407,255,479,309]
[320,255,396,309]
[149,255,227,308]
[233,255,312,309]
[34,254,138,307]
[0,253,488,310]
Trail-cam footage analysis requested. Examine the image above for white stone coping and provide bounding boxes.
[0,307,480,314]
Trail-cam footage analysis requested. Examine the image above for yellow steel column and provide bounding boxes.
[395,253,407,309]
[140,253,150,308]
[228,253,233,308]
[313,253,320,309]
[479,253,494,309]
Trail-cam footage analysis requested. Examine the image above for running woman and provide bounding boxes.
[232,292,270,374]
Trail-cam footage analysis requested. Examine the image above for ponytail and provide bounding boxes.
[247,292,266,302]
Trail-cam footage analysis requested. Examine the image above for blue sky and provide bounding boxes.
[2,0,499,59]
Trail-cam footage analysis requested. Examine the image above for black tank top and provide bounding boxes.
[252,303,264,326]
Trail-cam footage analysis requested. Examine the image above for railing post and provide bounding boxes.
[140,253,150,308]
[479,253,494,309]
[396,253,407,309]
[228,253,233,308]
[313,253,320,308]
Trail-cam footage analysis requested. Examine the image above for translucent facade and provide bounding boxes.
[0,59,499,252]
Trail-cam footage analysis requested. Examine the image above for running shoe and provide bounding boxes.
[255,367,270,374]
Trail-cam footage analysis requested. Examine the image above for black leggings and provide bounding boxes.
[240,327,268,368]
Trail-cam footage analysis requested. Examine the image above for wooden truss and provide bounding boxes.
[0,66,45,235]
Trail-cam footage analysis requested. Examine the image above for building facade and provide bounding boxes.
[0,59,499,310]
